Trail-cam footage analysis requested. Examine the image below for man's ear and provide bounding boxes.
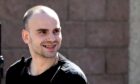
[22,29,29,44]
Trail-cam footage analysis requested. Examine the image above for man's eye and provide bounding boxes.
[42,30,46,34]
[39,30,47,34]
[53,29,60,34]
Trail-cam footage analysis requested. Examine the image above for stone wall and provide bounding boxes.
[129,0,140,84]
[0,0,129,84]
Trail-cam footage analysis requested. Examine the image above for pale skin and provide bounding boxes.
[22,12,62,76]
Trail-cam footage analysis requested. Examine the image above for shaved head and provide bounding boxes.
[22,5,62,58]
[23,5,60,29]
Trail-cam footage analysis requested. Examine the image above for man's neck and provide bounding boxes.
[29,55,59,76]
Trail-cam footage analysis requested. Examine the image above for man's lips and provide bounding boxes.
[42,45,56,51]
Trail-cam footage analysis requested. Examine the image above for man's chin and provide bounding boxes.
[43,52,57,58]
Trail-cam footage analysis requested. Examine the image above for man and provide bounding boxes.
[6,5,88,84]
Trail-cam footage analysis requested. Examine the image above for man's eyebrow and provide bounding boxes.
[36,27,61,31]
[37,29,48,31]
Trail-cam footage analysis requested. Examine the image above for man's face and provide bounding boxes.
[22,13,62,58]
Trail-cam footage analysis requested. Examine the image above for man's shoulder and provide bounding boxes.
[62,60,84,74]
[58,53,88,83]
[8,57,23,69]
[6,57,30,74]
[59,53,84,74]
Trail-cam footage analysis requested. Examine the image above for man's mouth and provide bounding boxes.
[42,45,56,51]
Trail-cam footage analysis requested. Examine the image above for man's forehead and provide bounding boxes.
[27,13,61,30]
[28,12,60,25]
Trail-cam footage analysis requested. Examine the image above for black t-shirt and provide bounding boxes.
[6,54,88,84]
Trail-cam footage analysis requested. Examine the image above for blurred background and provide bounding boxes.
[0,0,137,84]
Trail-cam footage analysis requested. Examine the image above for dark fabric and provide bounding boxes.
[6,53,88,84]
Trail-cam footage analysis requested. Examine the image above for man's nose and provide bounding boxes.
[47,33,56,42]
